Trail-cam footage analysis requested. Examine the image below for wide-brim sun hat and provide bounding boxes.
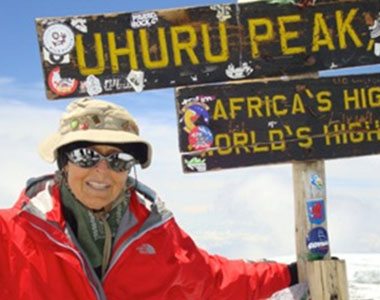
[39,97,152,168]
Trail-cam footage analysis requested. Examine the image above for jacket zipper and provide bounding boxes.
[29,222,107,300]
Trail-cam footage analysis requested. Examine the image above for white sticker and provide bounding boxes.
[103,77,132,92]
[268,121,278,128]
[43,48,70,65]
[126,70,145,92]
[375,43,380,56]
[369,16,380,38]
[85,75,103,96]
[70,18,88,33]
[225,62,253,79]
[43,23,75,56]
[131,12,158,29]
[210,5,232,22]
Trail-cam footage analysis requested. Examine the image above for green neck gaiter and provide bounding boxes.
[60,182,129,271]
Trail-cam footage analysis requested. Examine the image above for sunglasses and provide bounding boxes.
[66,147,135,172]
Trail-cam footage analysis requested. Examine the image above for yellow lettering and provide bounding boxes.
[349,122,364,143]
[229,97,245,119]
[316,91,332,112]
[201,22,229,63]
[213,99,228,120]
[343,89,361,110]
[139,27,169,69]
[108,31,138,73]
[296,127,312,148]
[233,132,251,154]
[278,15,305,55]
[252,130,269,152]
[336,9,362,49]
[247,96,263,118]
[248,18,274,58]
[312,13,335,52]
[269,129,286,151]
[272,94,288,116]
[324,124,341,145]
[368,87,380,107]
[214,133,232,155]
[291,93,305,114]
[171,25,199,66]
[367,120,380,141]
[76,34,105,76]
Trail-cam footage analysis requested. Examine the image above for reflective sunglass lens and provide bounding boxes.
[107,153,134,172]
[67,148,100,168]
[66,148,134,172]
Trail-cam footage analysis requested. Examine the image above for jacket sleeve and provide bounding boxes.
[0,212,11,288]
[169,220,291,300]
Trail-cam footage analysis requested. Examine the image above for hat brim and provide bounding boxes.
[38,129,152,168]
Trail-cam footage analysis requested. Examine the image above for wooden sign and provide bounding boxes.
[176,73,380,172]
[36,0,380,99]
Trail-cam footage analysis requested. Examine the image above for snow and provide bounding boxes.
[270,253,380,300]
[342,253,380,300]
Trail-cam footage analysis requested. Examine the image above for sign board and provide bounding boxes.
[36,0,380,99]
[176,73,380,172]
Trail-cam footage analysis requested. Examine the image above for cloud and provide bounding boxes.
[0,78,379,262]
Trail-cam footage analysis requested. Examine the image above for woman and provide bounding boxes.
[0,97,298,299]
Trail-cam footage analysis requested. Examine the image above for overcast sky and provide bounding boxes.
[1,0,380,262]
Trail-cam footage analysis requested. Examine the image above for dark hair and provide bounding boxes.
[57,142,149,169]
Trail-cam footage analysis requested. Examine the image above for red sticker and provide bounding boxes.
[48,67,78,96]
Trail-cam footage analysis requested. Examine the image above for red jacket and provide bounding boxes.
[0,175,291,300]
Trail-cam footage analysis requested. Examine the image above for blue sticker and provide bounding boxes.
[307,199,326,225]
[306,227,329,259]
[310,174,324,190]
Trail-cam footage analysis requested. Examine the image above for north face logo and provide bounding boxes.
[136,243,156,255]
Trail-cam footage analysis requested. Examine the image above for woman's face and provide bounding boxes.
[64,145,129,210]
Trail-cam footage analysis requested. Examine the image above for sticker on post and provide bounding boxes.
[310,173,324,191]
[48,67,78,96]
[307,199,326,225]
[184,157,207,172]
[43,23,75,56]
[306,227,329,260]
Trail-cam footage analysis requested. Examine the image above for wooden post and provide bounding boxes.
[293,160,349,299]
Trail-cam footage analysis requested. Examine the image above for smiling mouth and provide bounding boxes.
[86,181,110,190]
